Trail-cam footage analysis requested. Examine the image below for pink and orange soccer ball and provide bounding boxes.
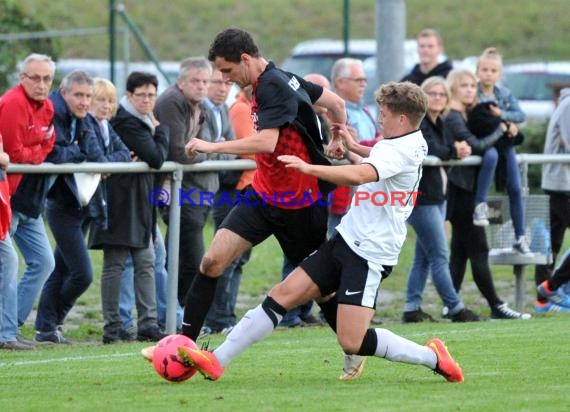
[152,334,198,382]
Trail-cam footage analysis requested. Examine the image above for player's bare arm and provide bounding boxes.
[317,88,348,159]
[331,123,373,158]
[278,154,377,186]
[185,128,279,156]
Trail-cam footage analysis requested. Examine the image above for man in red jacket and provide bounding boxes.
[0,53,56,339]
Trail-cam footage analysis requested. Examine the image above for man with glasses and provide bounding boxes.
[154,57,221,306]
[0,54,56,345]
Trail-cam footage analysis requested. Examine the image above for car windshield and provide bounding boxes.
[502,72,570,101]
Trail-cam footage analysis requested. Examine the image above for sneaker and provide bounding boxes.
[220,326,234,336]
[537,281,570,307]
[102,335,120,345]
[177,346,224,381]
[402,308,437,323]
[426,338,464,383]
[449,308,480,322]
[198,326,213,339]
[16,334,36,347]
[533,300,570,313]
[141,345,156,362]
[0,340,35,350]
[339,354,366,381]
[136,327,167,342]
[300,315,323,327]
[513,236,533,256]
[119,328,137,342]
[491,303,531,320]
[473,202,489,226]
[35,329,71,344]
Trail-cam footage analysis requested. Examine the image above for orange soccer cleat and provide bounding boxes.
[177,346,224,381]
[426,338,464,383]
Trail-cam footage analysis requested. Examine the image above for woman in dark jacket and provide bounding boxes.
[445,68,530,320]
[403,76,479,323]
[89,72,169,343]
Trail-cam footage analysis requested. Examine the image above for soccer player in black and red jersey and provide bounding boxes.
[179,27,347,346]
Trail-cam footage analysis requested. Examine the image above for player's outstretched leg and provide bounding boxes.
[426,338,464,383]
[178,347,224,381]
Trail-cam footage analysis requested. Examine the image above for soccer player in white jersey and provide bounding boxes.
[146,81,465,383]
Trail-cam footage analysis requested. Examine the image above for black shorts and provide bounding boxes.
[219,190,327,265]
[300,234,393,309]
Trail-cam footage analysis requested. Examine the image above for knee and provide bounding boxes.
[80,269,94,289]
[484,147,499,163]
[35,252,55,275]
[199,255,225,277]
[337,334,364,355]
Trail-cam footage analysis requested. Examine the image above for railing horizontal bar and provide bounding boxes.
[6,159,257,174]
[6,154,570,174]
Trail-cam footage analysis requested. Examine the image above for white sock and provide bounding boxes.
[374,328,437,369]
[213,304,281,367]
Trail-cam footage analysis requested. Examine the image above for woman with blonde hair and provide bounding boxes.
[402,76,478,323]
[444,68,530,320]
[471,48,530,256]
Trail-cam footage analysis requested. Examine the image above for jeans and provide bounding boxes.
[119,228,181,331]
[404,203,464,314]
[0,236,19,342]
[279,256,314,326]
[10,211,55,326]
[35,202,93,332]
[475,146,525,237]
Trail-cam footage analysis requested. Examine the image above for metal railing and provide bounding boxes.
[7,154,570,330]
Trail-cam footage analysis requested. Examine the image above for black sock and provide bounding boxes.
[317,297,338,332]
[261,296,287,327]
[356,328,377,356]
[181,273,218,340]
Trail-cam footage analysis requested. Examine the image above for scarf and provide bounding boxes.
[119,95,155,134]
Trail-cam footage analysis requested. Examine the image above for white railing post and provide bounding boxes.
[165,166,183,334]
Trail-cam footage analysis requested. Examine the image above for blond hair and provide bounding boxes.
[92,77,118,117]
[477,47,503,69]
[447,69,479,111]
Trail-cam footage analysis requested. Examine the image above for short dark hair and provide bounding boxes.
[207,27,259,63]
[125,71,158,93]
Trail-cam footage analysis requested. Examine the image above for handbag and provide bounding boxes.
[73,172,101,206]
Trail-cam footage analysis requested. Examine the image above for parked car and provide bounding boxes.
[281,38,419,113]
[53,58,180,97]
[53,59,242,105]
[501,61,570,123]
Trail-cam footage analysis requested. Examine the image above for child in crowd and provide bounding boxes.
[472,47,531,255]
